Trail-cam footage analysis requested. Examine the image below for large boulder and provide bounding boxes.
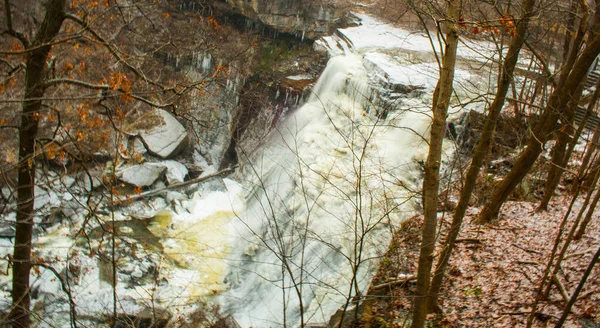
[139,109,188,158]
[116,163,167,187]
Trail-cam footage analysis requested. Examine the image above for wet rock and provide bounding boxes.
[116,163,166,187]
[139,109,188,159]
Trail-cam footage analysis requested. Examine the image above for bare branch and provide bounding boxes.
[43,78,110,90]
[65,13,154,86]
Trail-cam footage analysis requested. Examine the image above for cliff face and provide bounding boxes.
[224,0,349,39]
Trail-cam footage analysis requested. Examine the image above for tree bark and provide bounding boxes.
[429,0,536,311]
[9,1,65,327]
[477,7,600,222]
[410,1,461,326]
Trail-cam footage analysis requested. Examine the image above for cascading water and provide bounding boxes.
[215,53,433,327]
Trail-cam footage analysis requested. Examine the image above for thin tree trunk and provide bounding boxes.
[9,1,65,327]
[538,79,586,210]
[575,179,600,239]
[541,167,600,299]
[477,7,600,222]
[575,124,600,191]
[538,0,590,211]
[410,1,460,326]
[429,0,536,311]
[554,245,600,328]
[526,184,583,327]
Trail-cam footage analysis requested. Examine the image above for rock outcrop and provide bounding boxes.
[222,0,351,40]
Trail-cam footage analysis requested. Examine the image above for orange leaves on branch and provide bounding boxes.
[207,16,222,32]
[499,14,517,37]
[62,62,74,74]
[76,103,106,128]
[107,72,133,100]
[458,14,515,37]
[44,143,67,161]
[213,65,229,78]
[10,42,24,52]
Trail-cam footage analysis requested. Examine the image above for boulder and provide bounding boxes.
[116,163,166,187]
[139,109,188,158]
[164,160,188,185]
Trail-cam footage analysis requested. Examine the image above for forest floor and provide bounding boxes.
[365,194,600,327]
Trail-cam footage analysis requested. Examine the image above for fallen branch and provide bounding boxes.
[372,274,416,290]
[118,167,236,204]
[456,238,482,244]
[511,243,543,255]
[564,250,592,260]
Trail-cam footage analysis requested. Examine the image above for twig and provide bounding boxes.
[512,243,543,255]
[33,263,78,328]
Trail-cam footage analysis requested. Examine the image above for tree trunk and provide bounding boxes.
[554,245,600,327]
[537,0,590,209]
[575,122,600,191]
[574,181,600,239]
[477,12,600,222]
[410,1,460,326]
[9,1,65,327]
[538,79,586,210]
[429,0,536,311]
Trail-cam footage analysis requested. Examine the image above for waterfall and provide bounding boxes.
[215,53,433,327]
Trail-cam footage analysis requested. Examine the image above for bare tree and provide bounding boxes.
[411,0,461,326]
[428,0,536,312]
[477,0,600,222]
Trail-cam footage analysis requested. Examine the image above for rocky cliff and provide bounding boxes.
[219,0,351,39]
